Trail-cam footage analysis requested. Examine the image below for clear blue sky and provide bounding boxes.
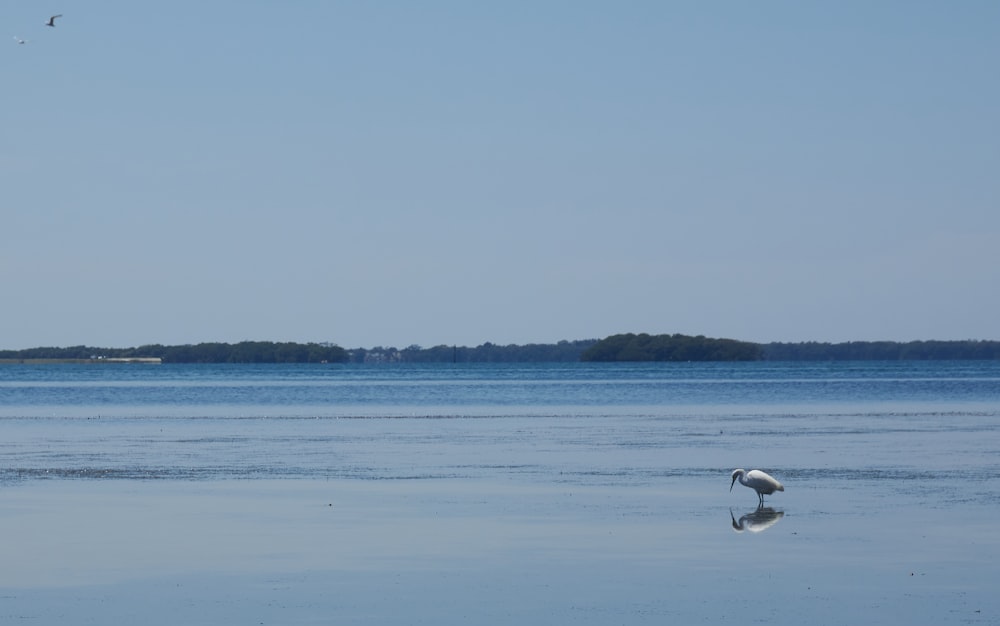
[3,2,997,349]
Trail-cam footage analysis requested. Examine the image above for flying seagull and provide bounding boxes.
[45,14,62,27]
[14,36,27,44]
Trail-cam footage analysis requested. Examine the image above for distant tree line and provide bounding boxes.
[3,337,999,364]
[580,333,762,362]
[346,340,598,363]
[0,342,348,364]
[581,334,1000,362]
[761,340,1000,361]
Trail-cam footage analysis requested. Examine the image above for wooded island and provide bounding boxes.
[2,334,998,363]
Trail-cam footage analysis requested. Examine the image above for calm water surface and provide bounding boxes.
[1,362,998,624]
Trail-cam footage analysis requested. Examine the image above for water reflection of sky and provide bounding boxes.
[2,362,1000,418]
[1,478,996,625]
[1,362,998,623]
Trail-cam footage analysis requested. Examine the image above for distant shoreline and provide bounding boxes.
[0,358,162,365]
[1,335,999,363]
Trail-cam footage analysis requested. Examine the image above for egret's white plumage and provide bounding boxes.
[730,468,784,506]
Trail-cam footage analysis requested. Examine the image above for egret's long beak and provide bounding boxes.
[730,477,736,492]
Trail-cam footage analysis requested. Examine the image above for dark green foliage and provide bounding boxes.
[580,333,762,362]
[0,342,348,364]
[762,340,1000,361]
[3,337,998,364]
[581,335,1000,362]
[347,340,598,363]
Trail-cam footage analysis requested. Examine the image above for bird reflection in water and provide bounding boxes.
[730,507,784,533]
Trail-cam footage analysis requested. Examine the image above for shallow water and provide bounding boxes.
[1,362,998,624]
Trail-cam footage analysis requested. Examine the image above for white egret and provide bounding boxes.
[730,468,784,506]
